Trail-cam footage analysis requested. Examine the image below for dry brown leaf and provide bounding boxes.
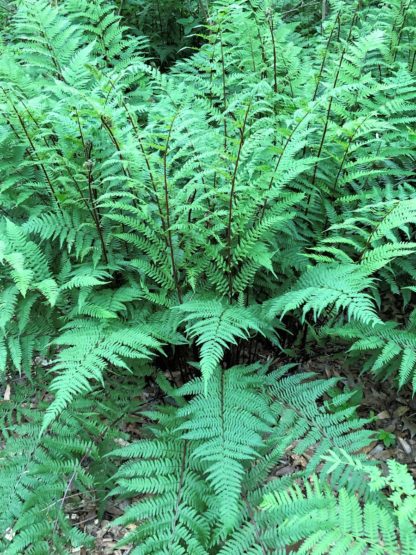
[398,437,412,455]
[360,441,378,455]
[3,383,11,401]
[402,417,416,438]
[394,405,409,417]
[376,410,390,420]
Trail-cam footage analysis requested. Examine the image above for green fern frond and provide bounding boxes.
[177,299,265,385]
[177,364,274,531]
[328,321,416,391]
[43,319,162,430]
[262,453,416,555]
[268,264,382,326]
[111,408,210,554]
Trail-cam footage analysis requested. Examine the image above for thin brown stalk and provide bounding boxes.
[310,12,358,190]
[312,13,341,102]
[100,74,169,239]
[332,114,371,192]
[220,35,228,150]
[74,111,109,263]
[266,12,278,94]
[163,114,182,303]
[226,103,251,301]
[260,109,313,222]
[3,89,61,210]
[86,159,109,264]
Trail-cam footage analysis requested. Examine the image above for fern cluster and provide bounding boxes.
[111,364,374,552]
[0,0,415,551]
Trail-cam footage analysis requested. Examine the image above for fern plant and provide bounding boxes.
[111,363,375,552]
[0,364,146,554]
[0,0,416,551]
[263,452,416,554]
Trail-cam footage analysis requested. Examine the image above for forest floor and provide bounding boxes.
[65,352,416,554]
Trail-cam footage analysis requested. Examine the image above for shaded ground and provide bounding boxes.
[67,354,416,554]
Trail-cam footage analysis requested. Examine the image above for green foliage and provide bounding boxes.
[377,429,396,447]
[262,452,416,554]
[328,318,416,389]
[177,299,266,384]
[0,367,143,554]
[111,405,211,554]
[0,0,416,551]
[268,263,382,326]
[43,318,163,430]
[119,0,208,66]
[111,364,374,551]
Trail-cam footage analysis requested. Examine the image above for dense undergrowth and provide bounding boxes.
[0,0,416,553]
